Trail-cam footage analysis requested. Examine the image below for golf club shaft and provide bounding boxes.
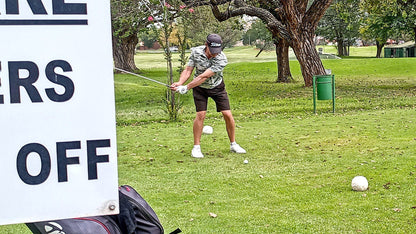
[114,67,170,87]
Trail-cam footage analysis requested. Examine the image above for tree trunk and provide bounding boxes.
[375,40,384,58]
[112,33,139,72]
[275,38,293,83]
[414,27,416,44]
[343,45,349,56]
[347,44,350,56]
[337,38,344,56]
[291,32,325,87]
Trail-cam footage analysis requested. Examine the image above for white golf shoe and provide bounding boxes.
[191,145,204,158]
[230,142,246,154]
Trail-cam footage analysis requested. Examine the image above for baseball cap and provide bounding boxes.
[206,34,222,54]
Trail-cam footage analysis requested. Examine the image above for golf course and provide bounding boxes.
[2,46,416,233]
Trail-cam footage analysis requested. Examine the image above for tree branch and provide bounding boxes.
[182,0,230,8]
[295,0,308,15]
[210,0,291,41]
[303,0,333,30]
[281,0,299,30]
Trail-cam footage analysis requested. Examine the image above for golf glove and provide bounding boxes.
[177,85,188,94]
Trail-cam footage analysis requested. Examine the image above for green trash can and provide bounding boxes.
[313,75,335,113]
[316,75,333,100]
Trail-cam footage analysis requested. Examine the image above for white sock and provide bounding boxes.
[230,142,237,146]
[193,145,201,149]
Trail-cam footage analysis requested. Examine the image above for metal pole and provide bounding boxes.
[313,76,317,114]
[332,75,335,113]
[114,67,170,87]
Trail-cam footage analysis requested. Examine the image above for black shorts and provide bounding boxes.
[193,81,230,112]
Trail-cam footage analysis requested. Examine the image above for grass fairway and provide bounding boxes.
[115,109,416,233]
[2,47,416,233]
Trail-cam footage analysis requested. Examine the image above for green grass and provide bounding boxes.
[115,109,416,233]
[118,52,416,124]
[2,47,416,233]
[317,45,379,58]
[135,45,380,70]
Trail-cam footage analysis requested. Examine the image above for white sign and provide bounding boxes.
[0,0,119,225]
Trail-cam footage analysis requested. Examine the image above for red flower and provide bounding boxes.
[188,8,194,13]
[148,16,154,21]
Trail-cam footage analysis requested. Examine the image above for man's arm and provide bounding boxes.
[171,67,215,94]
[186,69,215,90]
[170,66,194,91]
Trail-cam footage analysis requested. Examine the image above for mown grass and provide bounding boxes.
[2,47,416,233]
[117,51,416,125]
[114,109,416,233]
[317,45,379,58]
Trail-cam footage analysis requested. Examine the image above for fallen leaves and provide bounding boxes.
[209,212,218,218]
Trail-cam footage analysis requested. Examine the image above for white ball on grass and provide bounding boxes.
[243,160,249,164]
[202,125,213,134]
[351,176,368,191]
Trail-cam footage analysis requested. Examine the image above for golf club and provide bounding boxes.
[114,67,170,87]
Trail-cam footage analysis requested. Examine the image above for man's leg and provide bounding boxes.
[193,111,206,145]
[221,110,235,142]
[191,111,206,158]
[192,86,208,158]
[222,110,246,154]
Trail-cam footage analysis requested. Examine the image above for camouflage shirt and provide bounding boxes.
[188,45,228,89]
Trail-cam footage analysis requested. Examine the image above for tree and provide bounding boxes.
[139,31,158,49]
[111,0,158,72]
[360,0,404,58]
[183,0,333,87]
[360,0,416,58]
[146,0,194,121]
[183,6,244,49]
[243,19,274,49]
[397,0,416,42]
[317,0,361,56]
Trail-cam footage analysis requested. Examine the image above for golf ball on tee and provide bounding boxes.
[202,125,213,134]
[351,176,368,191]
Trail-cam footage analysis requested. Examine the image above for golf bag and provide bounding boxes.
[115,185,164,234]
[26,185,181,234]
[26,216,121,234]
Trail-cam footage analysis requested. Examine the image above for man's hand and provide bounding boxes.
[170,83,188,94]
[170,82,181,91]
[176,85,188,94]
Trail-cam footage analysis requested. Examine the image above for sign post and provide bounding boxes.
[0,1,119,225]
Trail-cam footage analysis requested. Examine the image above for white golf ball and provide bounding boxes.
[202,125,213,134]
[243,160,249,164]
[351,176,368,191]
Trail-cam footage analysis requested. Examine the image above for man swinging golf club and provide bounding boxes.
[170,34,246,158]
